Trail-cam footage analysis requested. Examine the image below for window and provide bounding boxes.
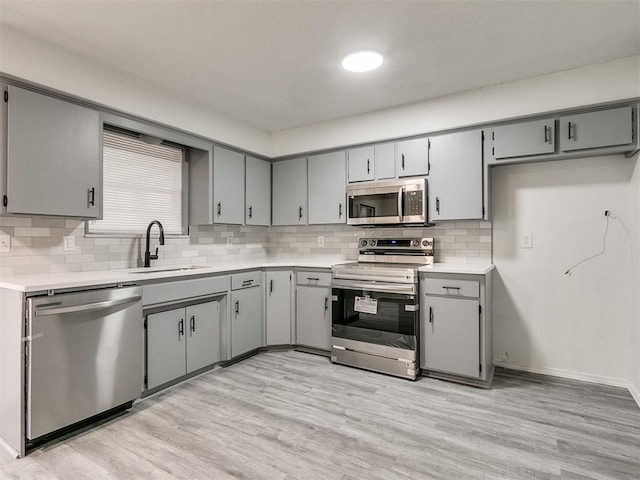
[87,128,185,235]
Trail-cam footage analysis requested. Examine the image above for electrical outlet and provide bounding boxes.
[317,235,325,247]
[0,235,10,253]
[520,233,533,249]
[227,237,232,246]
[63,235,76,252]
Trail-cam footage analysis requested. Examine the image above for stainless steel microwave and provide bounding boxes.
[347,178,427,225]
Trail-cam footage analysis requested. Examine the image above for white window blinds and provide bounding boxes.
[87,130,184,235]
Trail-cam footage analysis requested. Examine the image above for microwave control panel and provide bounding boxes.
[404,190,423,216]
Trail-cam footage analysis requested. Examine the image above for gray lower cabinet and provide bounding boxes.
[428,129,483,221]
[396,138,429,177]
[347,146,375,183]
[146,300,221,390]
[308,151,346,224]
[296,270,332,351]
[420,272,493,385]
[559,106,635,152]
[213,146,245,225]
[272,157,307,225]
[492,119,555,159]
[230,272,263,357]
[265,270,293,345]
[2,85,101,218]
[245,156,271,226]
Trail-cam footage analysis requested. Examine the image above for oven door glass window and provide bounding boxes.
[332,288,417,350]
[348,193,399,219]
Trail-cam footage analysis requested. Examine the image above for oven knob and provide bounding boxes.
[422,240,431,246]
[361,240,368,247]
[411,240,419,247]
[369,240,376,246]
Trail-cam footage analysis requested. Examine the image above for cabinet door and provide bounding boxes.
[347,146,374,183]
[375,143,395,180]
[296,286,331,350]
[245,156,271,226]
[559,106,634,152]
[308,151,346,224]
[6,85,100,218]
[421,295,480,378]
[185,301,221,373]
[266,271,293,345]
[428,130,483,221]
[396,138,429,177]
[493,119,555,159]
[272,157,307,225]
[213,146,244,225]
[147,308,186,389]
[231,287,263,357]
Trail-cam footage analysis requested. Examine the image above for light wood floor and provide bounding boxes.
[1,350,639,479]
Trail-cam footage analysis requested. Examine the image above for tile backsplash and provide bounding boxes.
[0,217,491,277]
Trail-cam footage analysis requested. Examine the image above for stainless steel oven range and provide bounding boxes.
[331,237,433,380]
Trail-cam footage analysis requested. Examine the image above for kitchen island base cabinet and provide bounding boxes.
[420,271,493,387]
[146,300,221,391]
[295,270,332,352]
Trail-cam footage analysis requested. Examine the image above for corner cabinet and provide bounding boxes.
[308,151,346,224]
[213,146,245,225]
[420,270,493,387]
[272,157,307,225]
[1,85,101,218]
[428,129,484,221]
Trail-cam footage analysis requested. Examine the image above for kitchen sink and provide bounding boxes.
[127,265,209,274]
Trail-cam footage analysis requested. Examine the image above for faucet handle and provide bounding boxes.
[150,247,159,260]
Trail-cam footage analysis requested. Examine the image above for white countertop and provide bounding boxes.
[0,257,493,292]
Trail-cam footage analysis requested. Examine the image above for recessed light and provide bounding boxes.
[341,49,383,73]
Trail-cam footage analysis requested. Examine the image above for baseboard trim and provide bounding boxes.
[493,360,630,389]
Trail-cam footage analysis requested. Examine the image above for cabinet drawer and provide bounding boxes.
[143,276,230,306]
[297,270,332,287]
[423,278,479,298]
[232,271,262,290]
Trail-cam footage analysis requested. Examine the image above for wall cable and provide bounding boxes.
[564,211,616,276]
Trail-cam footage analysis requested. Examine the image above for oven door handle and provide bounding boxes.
[331,281,416,296]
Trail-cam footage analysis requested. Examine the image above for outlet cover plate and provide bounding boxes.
[520,233,533,249]
[317,235,325,247]
[63,235,76,252]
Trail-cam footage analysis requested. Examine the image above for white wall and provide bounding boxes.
[0,26,272,157]
[492,156,634,386]
[272,55,640,157]
[629,155,640,404]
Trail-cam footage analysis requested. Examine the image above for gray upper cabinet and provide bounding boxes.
[308,151,346,224]
[493,119,555,159]
[213,146,244,225]
[396,138,429,177]
[245,156,271,226]
[375,143,395,180]
[272,157,307,225]
[559,106,634,152]
[347,146,374,183]
[428,129,483,221]
[4,85,101,218]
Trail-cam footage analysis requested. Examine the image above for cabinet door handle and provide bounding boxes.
[190,315,195,334]
[269,279,273,294]
[235,300,239,316]
[567,121,574,140]
[429,306,433,324]
[367,158,370,174]
[248,206,253,219]
[217,202,222,216]
[401,153,405,170]
[298,206,303,220]
[338,203,343,218]
[324,297,329,311]
[178,319,184,338]
[436,197,440,214]
[87,187,95,207]
[544,125,551,144]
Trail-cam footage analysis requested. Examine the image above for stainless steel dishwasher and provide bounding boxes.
[26,286,143,443]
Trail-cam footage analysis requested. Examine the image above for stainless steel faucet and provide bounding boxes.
[144,220,165,267]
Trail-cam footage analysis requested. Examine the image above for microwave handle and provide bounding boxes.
[398,186,404,221]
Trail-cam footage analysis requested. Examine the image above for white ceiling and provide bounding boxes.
[1,1,639,132]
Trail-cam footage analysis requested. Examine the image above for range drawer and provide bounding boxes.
[423,278,479,298]
[297,270,332,287]
[231,270,261,290]
[143,276,230,306]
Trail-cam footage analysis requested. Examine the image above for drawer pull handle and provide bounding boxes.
[242,280,254,286]
[307,277,320,282]
[442,286,461,292]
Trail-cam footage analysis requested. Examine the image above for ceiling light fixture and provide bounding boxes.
[341,49,383,73]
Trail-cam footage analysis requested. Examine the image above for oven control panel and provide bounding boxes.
[358,237,434,264]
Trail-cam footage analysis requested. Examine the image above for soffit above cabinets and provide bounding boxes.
[0,1,638,132]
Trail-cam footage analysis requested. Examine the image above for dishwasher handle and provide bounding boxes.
[34,295,142,316]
